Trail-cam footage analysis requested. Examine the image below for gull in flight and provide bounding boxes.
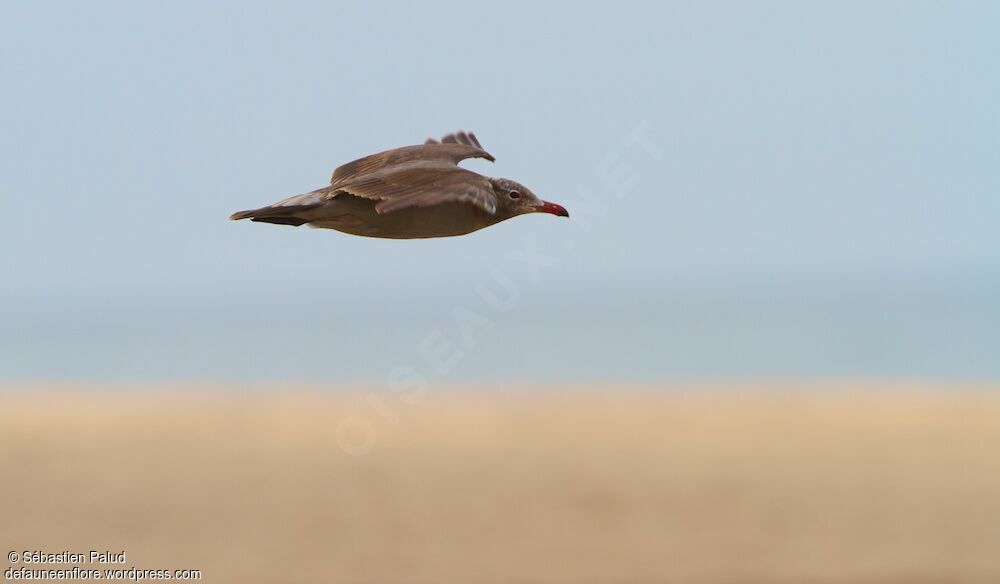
[230,131,568,239]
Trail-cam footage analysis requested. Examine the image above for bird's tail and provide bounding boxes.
[229,205,312,226]
[229,209,258,221]
[230,188,329,226]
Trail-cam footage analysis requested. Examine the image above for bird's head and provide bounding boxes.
[490,178,569,218]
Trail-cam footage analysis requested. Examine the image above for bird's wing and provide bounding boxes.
[331,131,494,185]
[332,164,499,215]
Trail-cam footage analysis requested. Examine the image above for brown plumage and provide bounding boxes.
[230,131,568,239]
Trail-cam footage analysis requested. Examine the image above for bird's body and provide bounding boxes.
[305,194,495,239]
[230,131,568,239]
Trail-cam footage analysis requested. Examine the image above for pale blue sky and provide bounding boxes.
[1,1,997,379]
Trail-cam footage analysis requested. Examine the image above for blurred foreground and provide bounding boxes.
[2,383,999,583]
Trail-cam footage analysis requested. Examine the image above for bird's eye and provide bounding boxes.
[508,191,521,200]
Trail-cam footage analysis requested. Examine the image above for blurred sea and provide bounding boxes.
[2,267,997,381]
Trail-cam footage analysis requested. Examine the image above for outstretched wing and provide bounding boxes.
[330,130,494,185]
[333,165,498,215]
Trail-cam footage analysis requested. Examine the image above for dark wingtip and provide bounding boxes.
[230,210,254,221]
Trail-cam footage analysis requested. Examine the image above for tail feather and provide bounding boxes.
[229,205,314,227]
[229,209,257,221]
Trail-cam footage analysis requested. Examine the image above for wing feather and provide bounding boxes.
[331,130,494,185]
[333,165,498,215]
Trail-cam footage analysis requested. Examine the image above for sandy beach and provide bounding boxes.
[2,382,999,583]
